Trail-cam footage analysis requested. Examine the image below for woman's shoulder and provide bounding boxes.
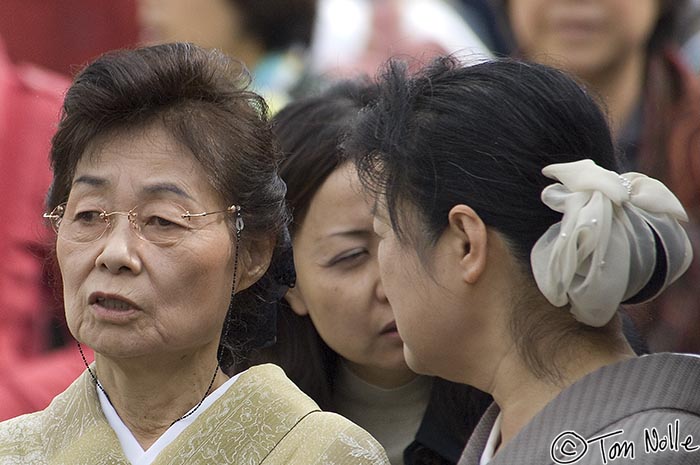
[0,410,49,463]
[234,363,320,410]
[565,354,700,409]
[473,354,700,464]
[265,410,390,465]
[607,407,700,439]
[574,409,700,465]
[0,369,104,464]
[234,364,389,464]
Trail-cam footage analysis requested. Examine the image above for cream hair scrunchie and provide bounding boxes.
[530,159,693,327]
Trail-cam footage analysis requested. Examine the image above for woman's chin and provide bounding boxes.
[403,347,430,377]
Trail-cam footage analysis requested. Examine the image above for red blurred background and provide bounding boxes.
[0,0,139,75]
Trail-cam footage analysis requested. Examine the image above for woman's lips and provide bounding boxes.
[89,292,141,323]
[551,17,604,41]
[380,321,398,335]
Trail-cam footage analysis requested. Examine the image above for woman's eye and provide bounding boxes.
[145,216,181,228]
[74,210,103,223]
[331,249,369,267]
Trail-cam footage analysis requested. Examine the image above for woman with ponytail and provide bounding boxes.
[347,56,699,464]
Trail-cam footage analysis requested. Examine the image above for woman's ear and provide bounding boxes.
[447,204,488,284]
[236,237,275,292]
[284,286,309,316]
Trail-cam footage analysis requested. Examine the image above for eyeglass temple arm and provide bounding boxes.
[43,204,66,221]
[182,205,240,219]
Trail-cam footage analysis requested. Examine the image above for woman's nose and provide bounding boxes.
[94,217,143,275]
[374,262,389,303]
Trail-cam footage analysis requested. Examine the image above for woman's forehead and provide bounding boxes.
[71,125,221,204]
[82,123,190,163]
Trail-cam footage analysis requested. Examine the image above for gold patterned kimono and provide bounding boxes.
[0,364,390,465]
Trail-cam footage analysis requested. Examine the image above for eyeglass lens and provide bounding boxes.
[49,201,199,245]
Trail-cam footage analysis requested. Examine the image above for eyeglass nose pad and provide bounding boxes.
[93,214,112,243]
[126,212,142,234]
[127,211,137,225]
[102,211,138,240]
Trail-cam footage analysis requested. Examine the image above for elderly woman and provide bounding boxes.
[136,0,318,112]
[346,57,700,464]
[0,43,389,465]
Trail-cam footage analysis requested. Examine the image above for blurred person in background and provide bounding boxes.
[136,0,317,111]
[0,0,138,75]
[310,0,491,77]
[455,0,510,55]
[494,0,700,354]
[237,81,492,465]
[679,0,700,72]
[0,33,93,421]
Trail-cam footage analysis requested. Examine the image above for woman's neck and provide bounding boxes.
[343,359,419,389]
[94,350,228,450]
[580,50,647,140]
[488,343,636,452]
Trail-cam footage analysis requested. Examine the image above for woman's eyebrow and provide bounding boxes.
[327,229,372,239]
[72,175,107,187]
[143,182,193,200]
[71,178,193,201]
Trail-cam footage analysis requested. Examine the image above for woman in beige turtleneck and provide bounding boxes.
[238,80,492,465]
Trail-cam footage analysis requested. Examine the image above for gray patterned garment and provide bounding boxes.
[459,353,700,465]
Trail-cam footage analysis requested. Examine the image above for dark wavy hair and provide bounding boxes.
[47,42,290,369]
[345,57,648,383]
[350,58,618,262]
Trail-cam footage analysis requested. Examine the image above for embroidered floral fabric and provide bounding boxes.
[0,364,389,465]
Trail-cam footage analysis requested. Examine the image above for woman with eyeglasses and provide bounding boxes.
[0,43,389,465]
